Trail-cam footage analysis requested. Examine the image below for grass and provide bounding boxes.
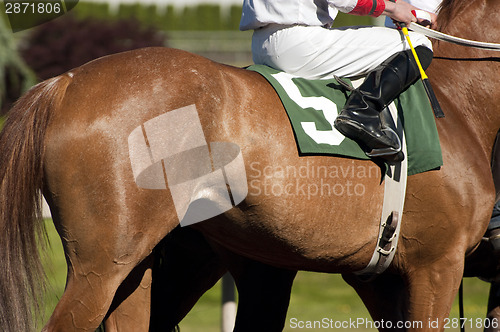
[40,219,492,331]
[39,220,67,328]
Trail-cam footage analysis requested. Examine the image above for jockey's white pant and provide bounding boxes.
[251,24,433,80]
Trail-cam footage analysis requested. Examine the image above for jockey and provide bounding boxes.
[240,0,437,161]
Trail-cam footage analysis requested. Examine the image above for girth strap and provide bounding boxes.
[354,98,408,280]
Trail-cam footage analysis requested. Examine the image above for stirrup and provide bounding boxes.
[366,128,403,160]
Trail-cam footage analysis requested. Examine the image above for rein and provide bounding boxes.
[410,24,500,51]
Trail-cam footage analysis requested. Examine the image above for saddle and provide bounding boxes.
[247,64,443,277]
[247,64,443,176]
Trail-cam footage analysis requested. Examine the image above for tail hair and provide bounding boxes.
[0,75,71,331]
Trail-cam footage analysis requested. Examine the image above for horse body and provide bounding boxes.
[27,49,375,331]
[46,47,383,273]
[2,0,500,330]
[40,47,495,329]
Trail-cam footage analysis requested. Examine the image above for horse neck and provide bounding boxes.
[430,0,500,153]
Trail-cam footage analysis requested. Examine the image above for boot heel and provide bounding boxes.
[366,128,403,162]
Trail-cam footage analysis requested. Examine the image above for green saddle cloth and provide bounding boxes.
[247,64,442,176]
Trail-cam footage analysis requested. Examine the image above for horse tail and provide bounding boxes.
[0,75,71,331]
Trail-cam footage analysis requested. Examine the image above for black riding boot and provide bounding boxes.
[487,129,500,253]
[334,46,433,161]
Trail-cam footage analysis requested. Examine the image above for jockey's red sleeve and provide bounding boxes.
[349,0,386,17]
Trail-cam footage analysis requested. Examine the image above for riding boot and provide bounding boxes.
[487,201,500,253]
[334,46,433,161]
[487,129,500,254]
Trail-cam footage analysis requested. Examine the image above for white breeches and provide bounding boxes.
[251,24,433,80]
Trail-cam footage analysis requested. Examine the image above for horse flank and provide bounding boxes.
[0,74,71,332]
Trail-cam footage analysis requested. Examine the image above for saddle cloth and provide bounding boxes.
[247,64,443,176]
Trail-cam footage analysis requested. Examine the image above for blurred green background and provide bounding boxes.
[0,2,494,331]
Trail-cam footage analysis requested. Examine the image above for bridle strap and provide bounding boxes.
[410,24,500,51]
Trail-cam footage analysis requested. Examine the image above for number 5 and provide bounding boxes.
[271,72,346,146]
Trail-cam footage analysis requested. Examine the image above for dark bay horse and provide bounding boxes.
[1,0,500,330]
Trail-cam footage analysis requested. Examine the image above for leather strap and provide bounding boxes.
[411,24,500,51]
[352,81,408,279]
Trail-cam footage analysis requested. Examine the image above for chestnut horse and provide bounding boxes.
[1,0,500,331]
[105,1,500,329]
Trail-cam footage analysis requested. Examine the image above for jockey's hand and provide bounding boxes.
[412,9,438,29]
[383,0,438,30]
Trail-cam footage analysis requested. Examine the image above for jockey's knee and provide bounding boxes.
[406,30,433,70]
[414,46,433,70]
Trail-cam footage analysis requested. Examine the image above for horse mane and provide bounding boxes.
[437,0,469,30]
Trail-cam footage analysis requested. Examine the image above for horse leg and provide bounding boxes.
[211,244,297,332]
[149,227,227,331]
[104,226,295,332]
[42,264,132,331]
[41,184,178,332]
[402,257,464,331]
[148,227,296,332]
[486,281,500,332]
[97,227,226,332]
[231,261,296,332]
[343,273,408,330]
[102,255,154,332]
[346,254,464,331]
[42,233,158,332]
